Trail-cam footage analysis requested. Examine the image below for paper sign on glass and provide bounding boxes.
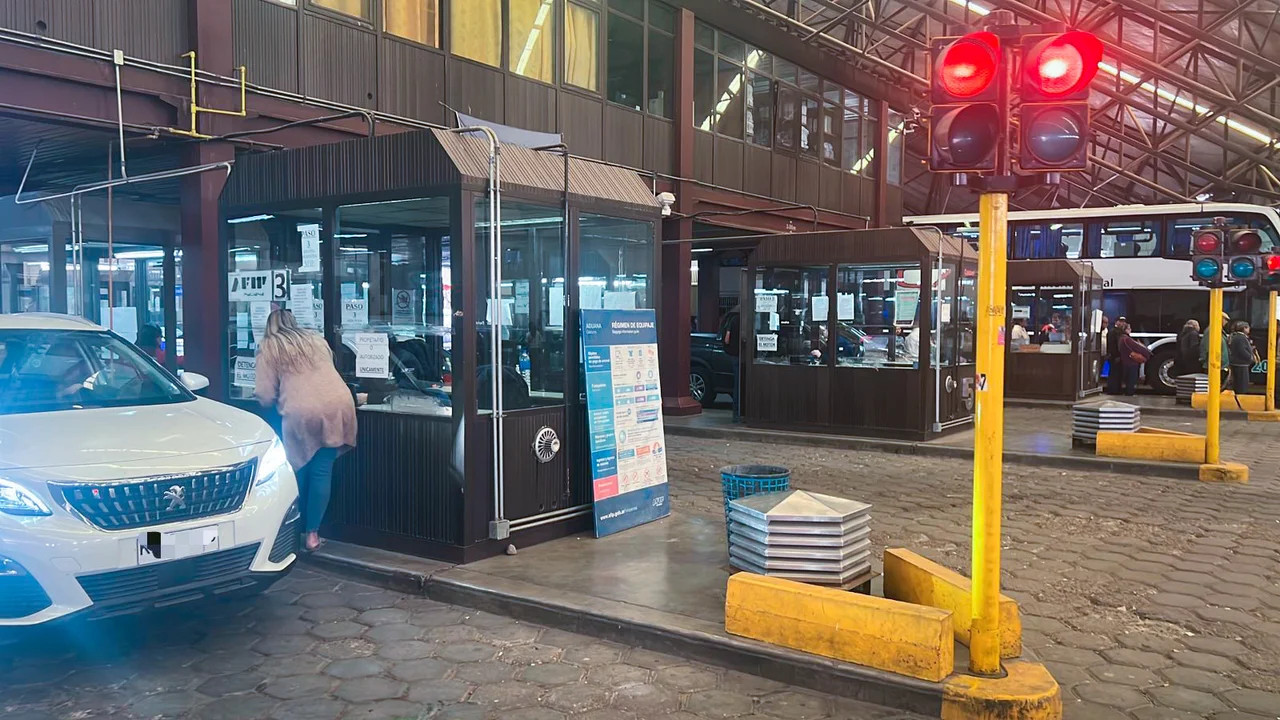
[249,302,271,342]
[299,224,321,273]
[603,291,636,310]
[755,292,778,313]
[811,295,829,321]
[341,298,368,327]
[233,356,257,388]
[757,333,779,352]
[837,293,856,321]
[352,333,390,378]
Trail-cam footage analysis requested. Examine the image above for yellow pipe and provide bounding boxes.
[970,190,1008,676]
[1268,290,1276,412]
[173,51,247,138]
[1207,288,1223,464]
[182,51,198,134]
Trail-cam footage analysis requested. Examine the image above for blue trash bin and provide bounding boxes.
[720,464,790,538]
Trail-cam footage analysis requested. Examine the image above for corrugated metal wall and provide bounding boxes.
[0,0,185,63]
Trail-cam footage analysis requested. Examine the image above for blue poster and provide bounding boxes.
[581,309,670,537]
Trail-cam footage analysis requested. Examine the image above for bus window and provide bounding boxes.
[1011,222,1046,258]
[1096,220,1160,258]
[1045,222,1083,258]
[1167,215,1277,256]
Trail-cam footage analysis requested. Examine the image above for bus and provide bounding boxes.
[904,203,1280,394]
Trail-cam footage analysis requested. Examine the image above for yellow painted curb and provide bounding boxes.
[1199,461,1249,484]
[1095,427,1205,463]
[725,572,954,682]
[883,549,1021,659]
[1192,391,1267,411]
[942,661,1061,720]
[1246,410,1280,422]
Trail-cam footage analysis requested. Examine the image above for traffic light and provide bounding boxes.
[1190,227,1225,287]
[929,32,1002,172]
[1226,228,1264,283]
[1017,31,1102,171]
[1261,253,1280,288]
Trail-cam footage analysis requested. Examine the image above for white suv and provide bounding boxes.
[0,314,298,626]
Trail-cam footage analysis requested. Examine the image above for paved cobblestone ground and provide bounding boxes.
[665,435,1280,720]
[0,567,923,720]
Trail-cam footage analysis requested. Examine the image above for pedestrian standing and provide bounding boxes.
[255,308,357,552]
[1118,324,1151,396]
[1228,321,1259,395]
[1174,319,1200,377]
[1200,311,1231,387]
[1105,317,1126,394]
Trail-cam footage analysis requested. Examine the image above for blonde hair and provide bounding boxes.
[257,309,327,372]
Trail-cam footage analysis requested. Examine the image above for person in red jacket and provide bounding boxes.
[1118,322,1152,396]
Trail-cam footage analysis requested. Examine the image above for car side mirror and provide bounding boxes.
[180,371,211,393]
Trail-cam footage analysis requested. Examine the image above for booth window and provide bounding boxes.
[565,2,599,91]
[753,267,827,367]
[451,0,501,67]
[225,209,325,402]
[834,264,914,368]
[933,262,956,367]
[333,197,453,416]
[385,0,439,46]
[579,214,654,311]
[958,265,977,364]
[475,199,565,412]
[1011,284,1074,353]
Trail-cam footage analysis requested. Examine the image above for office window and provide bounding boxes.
[1097,220,1160,258]
[842,93,863,172]
[612,0,644,19]
[887,108,904,186]
[747,72,773,147]
[312,0,371,20]
[649,1,676,32]
[565,3,599,91]
[694,49,715,130]
[776,84,799,151]
[647,28,674,117]
[607,10,644,109]
[510,0,556,83]
[799,95,819,159]
[821,100,841,166]
[451,0,501,67]
[714,58,745,138]
[695,20,715,49]
[385,0,439,47]
[863,105,879,178]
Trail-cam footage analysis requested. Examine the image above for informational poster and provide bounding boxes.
[341,298,368,327]
[250,301,271,342]
[896,288,921,325]
[1013,305,1032,320]
[299,223,321,273]
[233,356,257,388]
[290,284,318,328]
[392,288,414,325]
[581,309,670,538]
[352,333,389,378]
[229,270,288,302]
[811,295,829,322]
[837,293,856,321]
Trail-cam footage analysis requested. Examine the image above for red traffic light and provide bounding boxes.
[1228,228,1263,254]
[1192,229,1223,254]
[934,32,1000,101]
[1265,254,1280,273]
[1022,31,1102,100]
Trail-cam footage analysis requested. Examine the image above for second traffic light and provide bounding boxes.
[1018,31,1102,171]
[1191,226,1267,288]
[929,32,1002,172]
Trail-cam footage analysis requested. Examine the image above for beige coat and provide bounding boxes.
[255,334,357,469]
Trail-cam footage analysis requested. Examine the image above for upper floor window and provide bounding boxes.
[312,0,372,21]
[450,0,554,83]
[565,3,599,91]
[385,0,439,47]
[451,0,502,67]
[604,0,676,117]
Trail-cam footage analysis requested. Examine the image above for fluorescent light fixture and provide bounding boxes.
[334,233,367,239]
[11,244,47,254]
[1195,193,1213,202]
[114,250,165,260]
[692,248,715,253]
[227,214,275,224]
[1049,223,1063,230]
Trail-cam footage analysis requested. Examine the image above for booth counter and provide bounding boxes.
[220,129,661,562]
[1005,260,1105,402]
[740,228,976,440]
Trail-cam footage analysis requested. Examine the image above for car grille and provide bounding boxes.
[269,502,301,563]
[0,566,52,619]
[52,460,258,531]
[77,543,261,603]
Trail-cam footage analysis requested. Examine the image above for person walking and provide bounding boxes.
[1174,319,1200,377]
[255,308,357,552]
[1118,324,1151,396]
[1228,321,1259,395]
[1105,317,1126,394]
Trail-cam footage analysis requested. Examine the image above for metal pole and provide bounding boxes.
[970,190,1009,676]
[1206,288,1223,465]
[1267,290,1277,412]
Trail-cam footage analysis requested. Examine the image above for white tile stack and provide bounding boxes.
[728,490,872,590]
[1176,373,1209,405]
[1071,400,1140,445]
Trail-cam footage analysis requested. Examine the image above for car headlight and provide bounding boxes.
[255,437,290,487]
[0,479,52,517]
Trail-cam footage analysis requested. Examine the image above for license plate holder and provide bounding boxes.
[137,525,220,565]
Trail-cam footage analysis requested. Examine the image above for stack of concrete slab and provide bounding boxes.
[1071,400,1140,445]
[728,490,872,590]
[1176,374,1209,405]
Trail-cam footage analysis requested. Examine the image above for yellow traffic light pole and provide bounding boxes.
[969,191,1009,675]
[1206,288,1223,464]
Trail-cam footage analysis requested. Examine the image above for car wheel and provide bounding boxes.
[690,368,714,407]
[1146,350,1177,395]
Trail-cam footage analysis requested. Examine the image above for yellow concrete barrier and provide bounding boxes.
[943,661,1061,720]
[1246,410,1280,422]
[883,549,1021,659]
[1199,461,1249,484]
[1095,427,1205,463]
[1192,391,1267,412]
[725,572,954,682]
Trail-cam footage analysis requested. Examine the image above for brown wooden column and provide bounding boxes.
[179,0,235,397]
[872,100,890,228]
[660,7,701,416]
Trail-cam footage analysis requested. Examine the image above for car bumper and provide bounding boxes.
[0,475,299,626]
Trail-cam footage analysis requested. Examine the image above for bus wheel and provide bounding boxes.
[1146,350,1177,395]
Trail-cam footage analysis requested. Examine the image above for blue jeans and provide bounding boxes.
[295,447,338,534]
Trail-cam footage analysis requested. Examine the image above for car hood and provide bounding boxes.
[0,399,275,471]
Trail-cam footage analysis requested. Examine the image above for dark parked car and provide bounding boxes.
[690,312,738,407]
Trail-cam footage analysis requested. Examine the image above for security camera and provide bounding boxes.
[657,191,676,217]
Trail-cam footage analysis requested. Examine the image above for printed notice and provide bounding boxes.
[352,333,389,378]
[249,302,271,342]
[837,292,856,321]
[341,298,368,327]
[299,224,321,273]
[755,291,778,313]
[757,333,779,352]
[811,295,829,322]
[233,356,257,388]
[229,270,288,302]
[392,288,414,325]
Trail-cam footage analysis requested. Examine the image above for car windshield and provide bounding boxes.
[0,329,192,415]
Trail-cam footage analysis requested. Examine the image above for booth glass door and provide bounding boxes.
[935,261,976,427]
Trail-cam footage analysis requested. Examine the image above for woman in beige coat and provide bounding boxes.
[255,309,357,551]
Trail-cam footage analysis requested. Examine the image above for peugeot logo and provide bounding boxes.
[163,485,187,512]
